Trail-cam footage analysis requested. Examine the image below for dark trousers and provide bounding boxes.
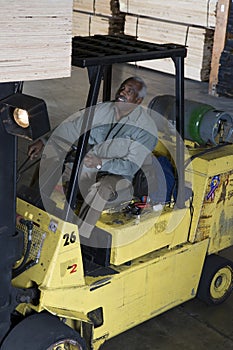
[77,170,133,238]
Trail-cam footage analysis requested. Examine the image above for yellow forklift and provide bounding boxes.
[0,35,233,350]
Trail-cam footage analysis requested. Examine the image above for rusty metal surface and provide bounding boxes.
[196,170,233,252]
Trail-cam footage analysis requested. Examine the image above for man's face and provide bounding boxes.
[115,79,143,105]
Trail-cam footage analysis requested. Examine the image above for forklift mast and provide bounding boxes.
[0,82,50,345]
[0,82,24,341]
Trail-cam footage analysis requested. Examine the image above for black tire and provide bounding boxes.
[197,254,233,305]
[1,312,86,350]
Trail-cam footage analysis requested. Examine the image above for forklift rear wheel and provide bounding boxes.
[1,312,86,350]
[197,254,233,305]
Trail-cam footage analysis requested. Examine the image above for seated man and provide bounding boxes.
[28,76,158,239]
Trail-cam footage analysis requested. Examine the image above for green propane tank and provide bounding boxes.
[148,95,233,145]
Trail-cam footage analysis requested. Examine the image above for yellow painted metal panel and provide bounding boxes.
[14,199,85,289]
[98,206,191,265]
[40,240,208,348]
[188,144,233,253]
[198,170,233,253]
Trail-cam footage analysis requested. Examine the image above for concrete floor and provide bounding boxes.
[21,63,233,350]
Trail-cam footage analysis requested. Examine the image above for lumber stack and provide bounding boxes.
[120,0,217,81]
[95,0,112,16]
[73,0,124,37]
[120,0,217,27]
[90,16,110,35]
[73,0,94,13]
[72,12,91,37]
[73,0,111,37]
[0,0,72,82]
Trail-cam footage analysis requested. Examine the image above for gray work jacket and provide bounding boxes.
[45,102,158,181]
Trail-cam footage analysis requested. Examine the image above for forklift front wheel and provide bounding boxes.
[1,312,86,350]
[197,254,233,305]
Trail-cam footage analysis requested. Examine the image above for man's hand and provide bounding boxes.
[84,153,102,169]
[28,139,44,160]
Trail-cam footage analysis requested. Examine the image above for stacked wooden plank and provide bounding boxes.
[95,0,112,16]
[72,0,111,37]
[73,0,94,13]
[0,0,73,82]
[90,15,110,35]
[75,0,113,16]
[120,0,217,27]
[120,0,217,81]
[72,12,91,37]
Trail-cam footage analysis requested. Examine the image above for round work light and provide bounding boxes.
[13,108,29,128]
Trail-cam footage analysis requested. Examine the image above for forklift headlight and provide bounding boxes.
[13,108,30,128]
[1,93,50,140]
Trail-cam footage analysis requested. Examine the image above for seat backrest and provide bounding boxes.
[133,155,176,204]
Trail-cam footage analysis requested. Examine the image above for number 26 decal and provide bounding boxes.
[67,264,77,274]
[63,231,77,246]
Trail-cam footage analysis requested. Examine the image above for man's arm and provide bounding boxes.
[28,112,84,159]
[97,128,158,179]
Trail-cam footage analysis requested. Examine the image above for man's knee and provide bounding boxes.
[99,175,133,205]
[97,177,117,202]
